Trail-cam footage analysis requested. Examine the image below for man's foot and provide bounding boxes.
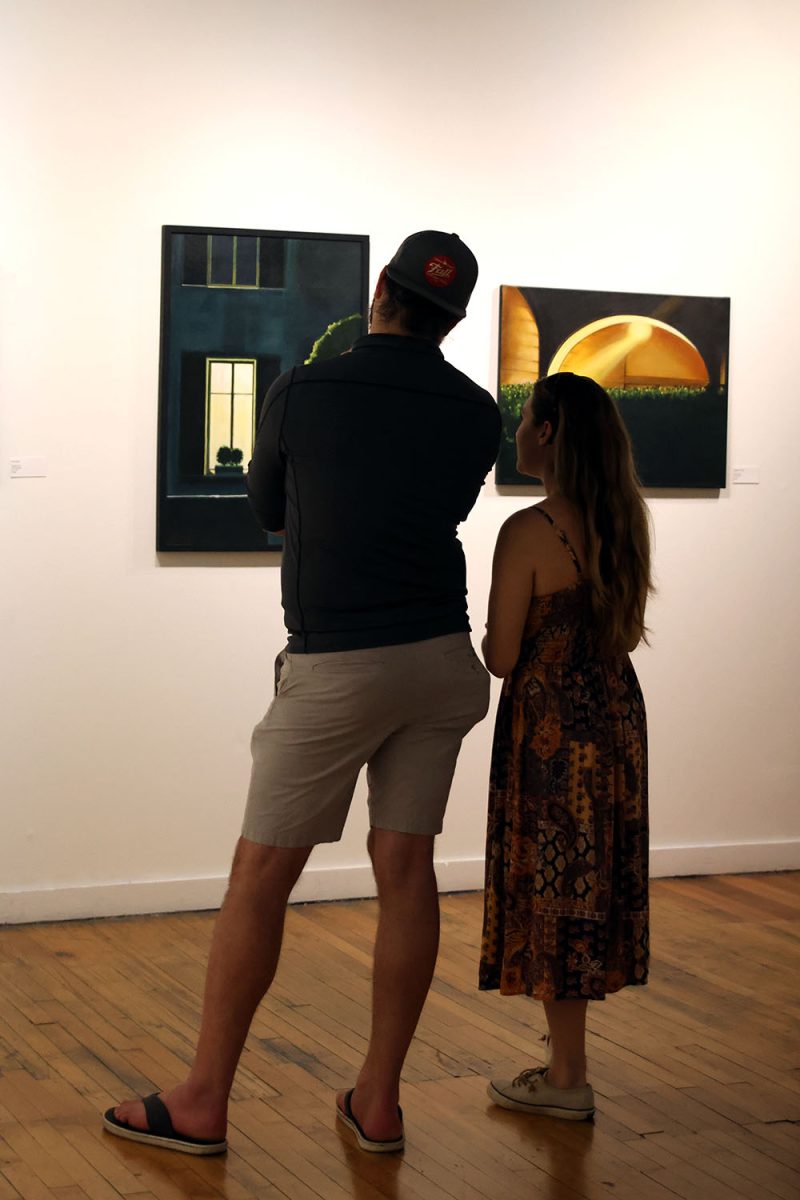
[110,1082,227,1143]
[336,1087,404,1151]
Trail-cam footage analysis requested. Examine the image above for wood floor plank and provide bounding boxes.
[635,1132,758,1199]
[0,1162,57,1200]
[0,1128,74,1192]
[738,1120,800,1169]
[700,1127,800,1199]
[1,872,799,1199]
[232,1097,368,1199]
[0,1176,23,1200]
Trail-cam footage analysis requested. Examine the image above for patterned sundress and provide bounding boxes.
[480,509,649,1001]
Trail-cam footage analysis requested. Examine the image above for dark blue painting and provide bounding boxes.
[157,226,369,550]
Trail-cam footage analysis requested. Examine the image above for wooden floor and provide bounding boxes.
[1,874,799,1200]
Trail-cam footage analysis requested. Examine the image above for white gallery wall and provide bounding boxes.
[2,0,799,922]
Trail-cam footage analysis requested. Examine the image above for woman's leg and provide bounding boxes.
[542,999,588,1089]
[487,997,594,1119]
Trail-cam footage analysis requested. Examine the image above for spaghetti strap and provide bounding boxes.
[532,507,583,578]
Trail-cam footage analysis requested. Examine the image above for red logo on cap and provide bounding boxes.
[424,255,457,288]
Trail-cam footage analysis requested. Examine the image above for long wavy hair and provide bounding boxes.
[532,372,654,653]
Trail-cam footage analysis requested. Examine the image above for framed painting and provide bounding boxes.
[496,285,730,488]
[157,226,370,550]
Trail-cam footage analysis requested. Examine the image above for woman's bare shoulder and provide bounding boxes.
[493,507,554,576]
[498,504,550,540]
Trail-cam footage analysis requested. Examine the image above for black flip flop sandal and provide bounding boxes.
[103,1093,228,1156]
[336,1088,405,1153]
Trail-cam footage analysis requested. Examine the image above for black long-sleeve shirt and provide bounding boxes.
[246,333,501,652]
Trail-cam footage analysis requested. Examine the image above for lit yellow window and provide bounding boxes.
[205,359,256,476]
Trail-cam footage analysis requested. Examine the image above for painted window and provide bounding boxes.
[205,359,256,476]
[183,235,285,289]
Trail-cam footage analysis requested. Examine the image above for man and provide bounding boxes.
[105,232,501,1155]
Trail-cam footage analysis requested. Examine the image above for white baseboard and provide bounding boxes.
[2,841,798,926]
[649,840,800,879]
[0,858,481,926]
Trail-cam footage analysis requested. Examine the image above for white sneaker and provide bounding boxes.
[487,1067,595,1121]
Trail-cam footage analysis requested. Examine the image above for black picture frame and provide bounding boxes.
[157,225,370,551]
[496,285,731,489]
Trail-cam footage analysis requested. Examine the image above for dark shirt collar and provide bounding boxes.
[352,333,443,358]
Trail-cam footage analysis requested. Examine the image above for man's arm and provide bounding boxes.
[454,403,503,522]
[246,375,290,533]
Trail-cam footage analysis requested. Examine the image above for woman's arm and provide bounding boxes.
[482,511,537,678]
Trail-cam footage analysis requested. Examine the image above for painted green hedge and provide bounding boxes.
[305,313,362,364]
[498,382,713,446]
[500,382,708,414]
[607,386,709,402]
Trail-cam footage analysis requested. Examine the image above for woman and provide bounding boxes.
[480,372,652,1120]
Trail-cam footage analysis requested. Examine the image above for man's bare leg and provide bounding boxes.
[337,828,439,1140]
[113,836,312,1138]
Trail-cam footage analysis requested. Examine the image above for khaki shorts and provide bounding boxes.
[242,633,490,847]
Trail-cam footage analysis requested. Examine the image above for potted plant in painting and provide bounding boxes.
[215,447,244,476]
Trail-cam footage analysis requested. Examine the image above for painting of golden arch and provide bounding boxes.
[497,285,730,488]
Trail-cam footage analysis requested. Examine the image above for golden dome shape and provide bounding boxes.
[549,316,709,389]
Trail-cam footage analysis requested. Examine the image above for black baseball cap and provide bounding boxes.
[385,231,478,318]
